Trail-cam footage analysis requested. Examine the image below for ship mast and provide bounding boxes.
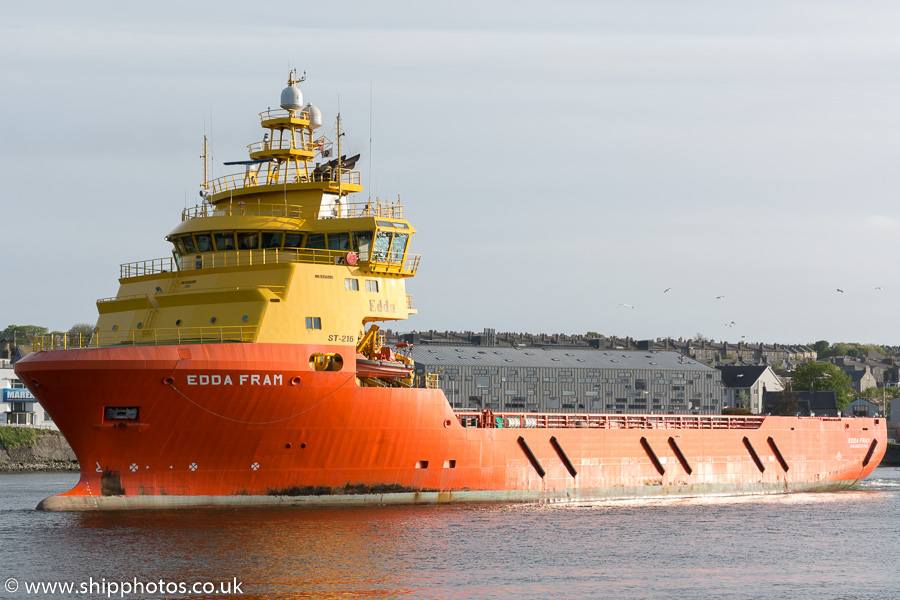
[336,113,343,217]
[200,135,209,198]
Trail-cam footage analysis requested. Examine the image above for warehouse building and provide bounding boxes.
[409,345,723,414]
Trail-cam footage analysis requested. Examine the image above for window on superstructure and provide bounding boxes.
[261,232,284,249]
[180,235,197,254]
[306,234,327,249]
[237,232,260,250]
[373,231,392,262]
[345,278,359,291]
[390,233,409,263]
[305,317,322,329]
[214,232,236,251]
[284,232,304,248]
[328,232,350,251]
[352,231,373,261]
[195,233,213,252]
[171,237,186,254]
[365,280,379,293]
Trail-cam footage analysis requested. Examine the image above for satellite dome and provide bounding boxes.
[307,104,322,129]
[280,85,303,111]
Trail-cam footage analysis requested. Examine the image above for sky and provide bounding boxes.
[2,0,900,346]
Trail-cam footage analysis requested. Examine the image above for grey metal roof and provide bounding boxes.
[409,345,716,371]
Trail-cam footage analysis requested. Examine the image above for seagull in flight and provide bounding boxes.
[664,288,672,293]
[620,303,635,309]
[836,288,844,293]
[875,286,884,290]
[715,295,725,300]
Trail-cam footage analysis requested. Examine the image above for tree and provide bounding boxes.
[861,386,900,400]
[0,324,48,341]
[812,340,830,356]
[773,382,799,416]
[791,362,853,412]
[68,323,95,334]
[737,389,749,410]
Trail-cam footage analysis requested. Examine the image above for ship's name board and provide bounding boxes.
[2,388,36,401]
[369,299,397,314]
[847,437,872,449]
[186,374,283,386]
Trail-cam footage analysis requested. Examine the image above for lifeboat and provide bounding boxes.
[356,354,414,379]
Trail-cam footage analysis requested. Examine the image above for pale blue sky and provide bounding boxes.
[2,1,900,345]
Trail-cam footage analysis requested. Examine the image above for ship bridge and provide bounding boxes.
[43,71,421,357]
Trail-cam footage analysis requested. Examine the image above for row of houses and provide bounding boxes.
[399,330,818,366]
[394,330,896,419]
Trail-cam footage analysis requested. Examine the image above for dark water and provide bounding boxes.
[1,468,899,600]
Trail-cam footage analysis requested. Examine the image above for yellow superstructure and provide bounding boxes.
[87,71,419,352]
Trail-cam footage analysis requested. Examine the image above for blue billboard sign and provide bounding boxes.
[2,388,36,402]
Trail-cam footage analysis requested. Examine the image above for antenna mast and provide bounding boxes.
[200,135,209,200]
[336,114,343,216]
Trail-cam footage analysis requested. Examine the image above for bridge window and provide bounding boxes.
[261,232,283,249]
[195,233,213,252]
[345,278,359,291]
[365,280,379,292]
[391,233,409,263]
[353,231,373,260]
[214,232,236,251]
[373,231,392,261]
[180,235,197,254]
[328,232,350,251]
[237,232,259,250]
[306,233,326,249]
[284,232,304,248]
[305,317,322,329]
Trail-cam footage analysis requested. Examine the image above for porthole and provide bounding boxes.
[175,319,182,326]
[210,317,217,324]
[137,322,143,329]
[112,325,118,331]
[242,315,249,322]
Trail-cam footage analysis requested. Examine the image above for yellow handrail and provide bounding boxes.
[32,326,258,350]
[120,248,421,279]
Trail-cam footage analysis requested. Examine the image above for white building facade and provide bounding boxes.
[1,359,57,429]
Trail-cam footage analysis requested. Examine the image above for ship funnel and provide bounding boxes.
[281,84,303,111]
[307,104,322,129]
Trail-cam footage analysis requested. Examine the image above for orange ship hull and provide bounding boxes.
[15,344,887,511]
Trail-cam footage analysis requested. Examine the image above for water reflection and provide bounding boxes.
[4,468,899,599]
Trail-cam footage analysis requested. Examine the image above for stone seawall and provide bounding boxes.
[0,427,78,472]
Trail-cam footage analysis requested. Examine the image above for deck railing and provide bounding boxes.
[181,199,404,221]
[120,248,420,279]
[207,167,360,197]
[32,326,258,351]
[453,411,767,430]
